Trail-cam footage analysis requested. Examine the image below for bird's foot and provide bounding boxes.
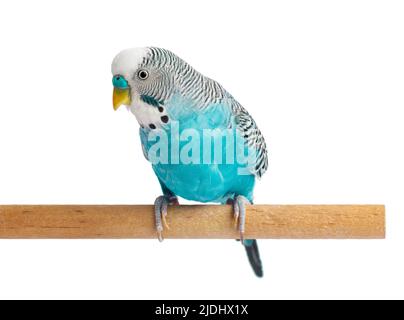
[229,195,251,244]
[154,195,179,242]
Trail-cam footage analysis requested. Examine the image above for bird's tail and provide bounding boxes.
[243,239,263,277]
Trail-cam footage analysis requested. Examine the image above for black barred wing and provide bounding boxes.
[232,102,268,179]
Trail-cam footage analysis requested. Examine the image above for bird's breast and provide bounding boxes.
[129,98,170,130]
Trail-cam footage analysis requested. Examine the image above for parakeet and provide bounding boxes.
[111,47,268,277]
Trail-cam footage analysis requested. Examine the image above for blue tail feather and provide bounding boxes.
[244,239,263,278]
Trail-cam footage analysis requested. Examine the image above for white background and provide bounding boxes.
[0,0,403,300]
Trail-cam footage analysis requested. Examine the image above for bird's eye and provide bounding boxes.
[137,70,149,80]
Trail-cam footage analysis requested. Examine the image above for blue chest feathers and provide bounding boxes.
[139,98,255,203]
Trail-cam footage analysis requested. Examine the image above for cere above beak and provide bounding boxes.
[112,75,131,110]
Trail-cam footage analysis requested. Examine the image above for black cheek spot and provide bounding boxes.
[161,115,169,123]
[158,106,164,113]
[149,124,156,129]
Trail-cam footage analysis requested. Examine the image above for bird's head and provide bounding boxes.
[111,47,149,110]
[111,47,179,111]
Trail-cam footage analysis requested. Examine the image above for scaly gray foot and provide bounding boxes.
[233,195,251,244]
[154,195,178,242]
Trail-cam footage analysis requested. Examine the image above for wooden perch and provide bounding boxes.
[0,205,385,239]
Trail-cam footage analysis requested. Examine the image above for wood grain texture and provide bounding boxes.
[0,205,385,239]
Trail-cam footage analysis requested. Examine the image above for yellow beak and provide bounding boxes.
[113,88,131,110]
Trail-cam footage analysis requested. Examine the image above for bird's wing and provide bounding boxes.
[230,100,269,179]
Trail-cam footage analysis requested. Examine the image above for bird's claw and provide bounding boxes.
[154,195,178,242]
[233,195,250,244]
[154,196,168,242]
[233,200,240,228]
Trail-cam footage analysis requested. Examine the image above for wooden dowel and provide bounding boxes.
[0,205,385,239]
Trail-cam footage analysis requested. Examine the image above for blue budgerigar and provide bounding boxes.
[111,47,268,277]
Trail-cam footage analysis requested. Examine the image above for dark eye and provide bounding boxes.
[137,69,149,80]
